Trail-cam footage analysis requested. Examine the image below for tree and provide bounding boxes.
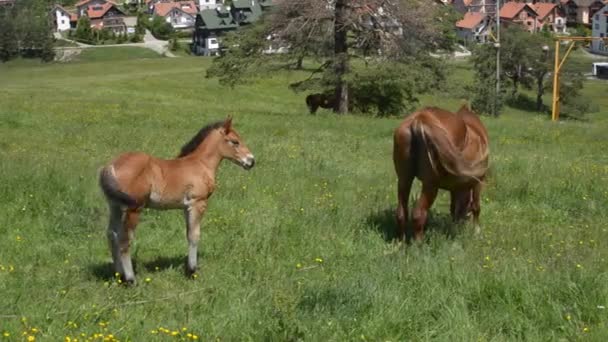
[0,10,19,62]
[75,16,94,43]
[470,43,505,115]
[207,0,454,115]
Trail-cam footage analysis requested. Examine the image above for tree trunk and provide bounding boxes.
[536,73,545,111]
[295,55,304,70]
[333,0,349,114]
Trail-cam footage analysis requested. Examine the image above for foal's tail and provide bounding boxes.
[99,166,138,207]
[412,116,487,182]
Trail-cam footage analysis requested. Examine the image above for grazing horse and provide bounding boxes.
[98,117,255,283]
[392,104,489,242]
[306,93,336,114]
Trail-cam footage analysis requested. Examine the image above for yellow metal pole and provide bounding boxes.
[558,41,576,71]
[551,39,560,122]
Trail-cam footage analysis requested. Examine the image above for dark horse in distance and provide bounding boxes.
[306,93,336,114]
[392,104,490,241]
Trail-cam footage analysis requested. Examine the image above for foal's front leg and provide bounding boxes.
[184,201,207,277]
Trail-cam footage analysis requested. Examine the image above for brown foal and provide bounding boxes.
[99,117,255,283]
[392,105,490,242]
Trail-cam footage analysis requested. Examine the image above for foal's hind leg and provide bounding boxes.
[184,201,207,277]
[107,204,124,277]
[118,209,140,284]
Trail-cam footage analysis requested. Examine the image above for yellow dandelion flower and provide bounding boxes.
[296,263,302,269]
[485,256,490,261]
[145,278,151,283]
[171,331,179,336]
[16,236,22,242]
[3,332,10,337]
[192,335,199,340]
[187,333,193,338]
[566,314,571,321]
[315,257,323,263]
[576,264,582,269]
[150,330,158,334]
[583,327,589,333]
[192,274,198,279]
[182,327,188,331]
[65,337,71,342]
[30,328,39,333]
[27,335,35,342]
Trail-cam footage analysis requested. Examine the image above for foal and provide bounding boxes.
[99,117,255,283]
[392,105,489,242]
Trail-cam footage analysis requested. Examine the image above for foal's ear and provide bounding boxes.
[223,116,233,133]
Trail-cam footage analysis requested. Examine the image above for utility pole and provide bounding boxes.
[494,0,500,117]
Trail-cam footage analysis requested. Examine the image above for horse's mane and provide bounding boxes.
[178,120,224,157]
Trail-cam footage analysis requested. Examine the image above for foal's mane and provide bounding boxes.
[178,120,224,157]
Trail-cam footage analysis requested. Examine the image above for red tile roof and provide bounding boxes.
[154,1,197,17]
[456,11,486,29]
[75,0,117,8]
[500,2,536,20]
[533,3,557,20]
[87,2,122,19]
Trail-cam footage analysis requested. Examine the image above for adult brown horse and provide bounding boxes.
[306,93,336,114]
[392,104,489,242]
[99,117,255,284]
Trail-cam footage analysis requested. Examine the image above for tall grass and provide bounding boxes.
[0,54,607,341]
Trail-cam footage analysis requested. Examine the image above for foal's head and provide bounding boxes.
[217,117,255,170]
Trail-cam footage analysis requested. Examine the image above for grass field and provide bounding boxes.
[1,53,607,341]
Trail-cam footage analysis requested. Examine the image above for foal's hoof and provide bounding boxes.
[185,263,198,279]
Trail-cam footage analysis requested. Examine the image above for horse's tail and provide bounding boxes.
[99,165,138,207]
[411,116,487,182]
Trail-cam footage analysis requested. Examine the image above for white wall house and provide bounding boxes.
[455,12,491,45]
[52,5,73,32]
[154,1,198,29]
[198,0,220,10]
[591,4,608,55]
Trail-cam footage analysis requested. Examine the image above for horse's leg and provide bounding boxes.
[449,191,457,222]
[119,208,139,284]
[471,183,482,235]
[184,201,207,277]
[396,176,414,241]
[106,203,124,277]
[412,183,438,242]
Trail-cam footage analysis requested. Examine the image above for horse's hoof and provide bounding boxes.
[185,264,198,279]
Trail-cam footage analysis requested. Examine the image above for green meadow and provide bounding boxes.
[0,50,607,341]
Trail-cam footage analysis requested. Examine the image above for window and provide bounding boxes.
[595,23,600,30]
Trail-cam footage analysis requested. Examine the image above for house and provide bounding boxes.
[86,2,127,33]
[199,0,221,10]
[192,0,272,56]
[192,5,238,55]
[533,2,567,32]
[154,1,198,29]
[230,0,263,25]
[499,2,539,31]
[561,0,606,25]
[51,5,78,32]
[75,0,116,17]
[591,4,608,54]
[456,11,492,44]
[453,0,498,15]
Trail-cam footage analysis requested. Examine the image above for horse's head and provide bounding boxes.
[218,117,255,170]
